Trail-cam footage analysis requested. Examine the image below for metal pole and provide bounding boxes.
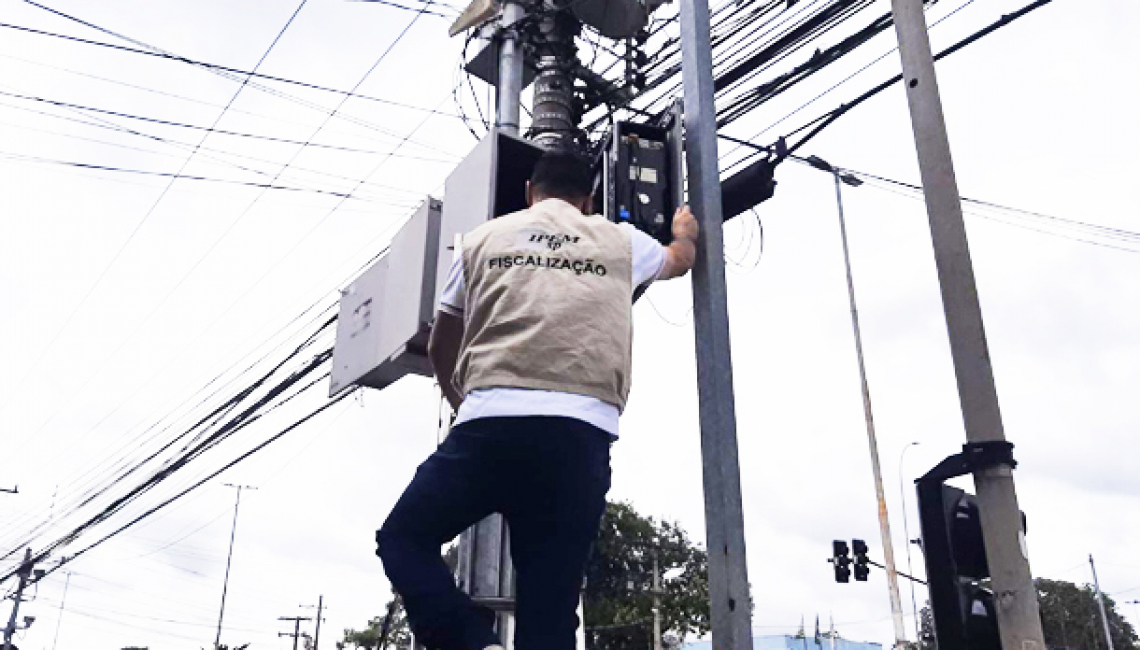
[1090,555,1116,650]
[831,175,908,649]
[496,0,526,134]
[652,553,662,650]
[888,1,1045,648]
[313,595,324,650]
[678,0,753,648]
[898,442,921,641]
[215,484,256,649]
[50,571,71,650]
[2,549,32,650]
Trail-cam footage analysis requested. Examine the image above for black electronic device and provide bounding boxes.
[831,540,851,583]
[595,109,683,244]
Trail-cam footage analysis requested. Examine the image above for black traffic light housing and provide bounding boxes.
[851,539,870,582]
[916,442,1022,650]
[831,540,851,583]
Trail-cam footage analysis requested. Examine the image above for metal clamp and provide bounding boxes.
[917,441,1016,485]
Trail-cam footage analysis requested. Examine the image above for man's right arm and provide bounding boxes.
[428,311,465,411]
[658,205,699,280]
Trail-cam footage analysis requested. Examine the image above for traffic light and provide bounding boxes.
[851,539,870,582]
[831,540,851,583]
[917,483,1005,650]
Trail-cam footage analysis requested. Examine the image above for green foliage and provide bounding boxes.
[583,501,710,650]
[903,580,1140,650]
[902,606,936,650]
[340,594,413,650]
[1036,578,1139,650]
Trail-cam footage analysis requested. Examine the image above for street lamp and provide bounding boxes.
[898,441,921,640]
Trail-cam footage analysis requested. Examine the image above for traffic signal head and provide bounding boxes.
[917,483,1016,650]
[851,539,870,582]
[831,540,851,583]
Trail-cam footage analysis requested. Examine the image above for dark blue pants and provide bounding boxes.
[377,416,612,650]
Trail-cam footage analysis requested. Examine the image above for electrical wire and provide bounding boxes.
[347,0,453,17]
[0,318,337,558]
[0,88,458,160]
[0,151,382,200]
[0,21,472,126]
[0,0,442,477]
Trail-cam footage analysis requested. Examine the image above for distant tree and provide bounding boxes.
[584,501,710,650]
[903,606,936,650]
[903,580,1139,650]
[340,595,412,650]
[1037,578,1139,650]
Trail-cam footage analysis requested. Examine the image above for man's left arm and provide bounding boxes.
[428,311,465,411]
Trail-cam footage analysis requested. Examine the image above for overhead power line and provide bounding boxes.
[0,21,472,123]
[0,314,343,575]
[0,151,379,200]
[346,0,453,17]
[0,89,457,160]
[781,0,1058,156]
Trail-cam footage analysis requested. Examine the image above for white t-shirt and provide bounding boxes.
[439,219,666,437]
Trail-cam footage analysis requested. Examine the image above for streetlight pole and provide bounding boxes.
[831,172,907,649]
[898,441,921,641]
[1090,554,1115,650]
[214,484,257,650]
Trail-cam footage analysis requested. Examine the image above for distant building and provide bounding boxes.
[685,635,881,650]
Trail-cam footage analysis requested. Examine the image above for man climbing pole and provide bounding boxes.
[376,151,699,650]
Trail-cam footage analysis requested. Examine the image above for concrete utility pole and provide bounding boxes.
[678,0,753,648]
[1090,555,1116,650]
[2,549,34,650]
[215,484,256,650]
[888,0,1045,648]
[279,616,312,650]
[831,174,908,649]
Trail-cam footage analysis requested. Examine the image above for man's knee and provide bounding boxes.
[375,517,406,567]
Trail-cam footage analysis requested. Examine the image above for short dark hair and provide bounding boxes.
[529,151,592,202]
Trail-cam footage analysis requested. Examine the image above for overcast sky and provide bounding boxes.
[1,0,1138,649]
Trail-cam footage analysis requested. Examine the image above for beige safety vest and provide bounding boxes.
[454,198,634,409]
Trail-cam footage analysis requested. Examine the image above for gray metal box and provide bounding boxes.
[435,129,545,308]
[329,198,443,397]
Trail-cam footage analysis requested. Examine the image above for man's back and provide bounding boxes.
[456,198,635,409]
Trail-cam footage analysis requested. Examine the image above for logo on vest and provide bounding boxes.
[523,231,580,251]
